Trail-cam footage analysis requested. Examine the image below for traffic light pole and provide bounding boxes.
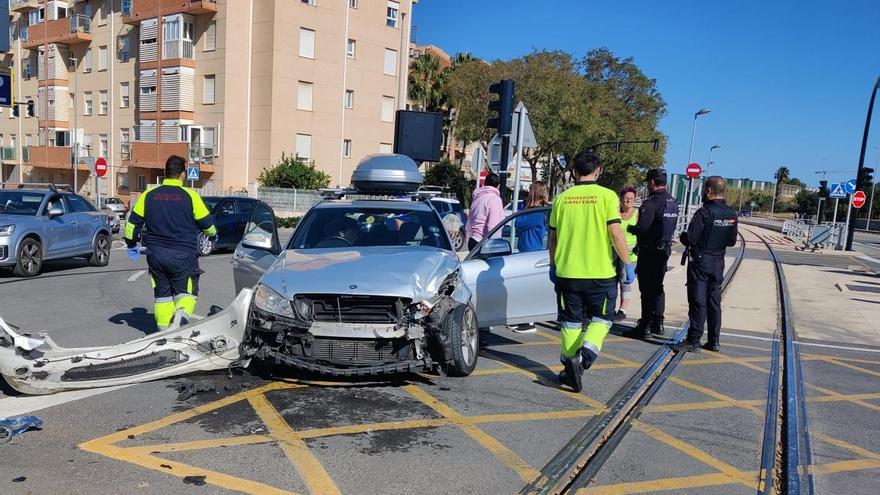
[845,75,879,251]
[499,134,511,200]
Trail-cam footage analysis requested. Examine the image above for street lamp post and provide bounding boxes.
[867,145,880,231]
[70,56,78,192]
[845,75,880,251]
[683,108,711,225]
[706,144,720,176]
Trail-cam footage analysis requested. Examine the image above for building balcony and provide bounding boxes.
[1,148,17,162]
[129,142,215,172]
[122,0,218,24]
[10,0,40,12]
[24,146,73,170]
[23,15,93,49]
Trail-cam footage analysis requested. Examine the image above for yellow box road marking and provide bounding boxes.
[580,471,749,495]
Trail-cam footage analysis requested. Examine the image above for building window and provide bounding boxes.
[120,82,130,108]
[383,48,397,76]
[342,139,352,158]
[98,45,108,71]
[381,96,395,122]
[204,21,216,52]
[83,48,92,73]
[346,39,356,58]
[23,59,33,79]
[296,134,312,160]
[120,129,130,160]
[297,81,313,111]
[344,90,354,109]
[99,134,108,158]
[99,2,108,25]
[349,0,358,7]
[137,175,146,192]
[299,28,315,59]
[140,86,157,96]
[203,75,216,104]
[387,1,400,28]
[99,90,108,115]
[163,14,194,59]
[302,0,316,5]
[84,92,93,116]
[118,173,128,188]
[379,142,393,154]
[118,35,131,62]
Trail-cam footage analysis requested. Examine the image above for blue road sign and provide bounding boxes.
[0,69,12,108]
[186,167,200,181]
[844,178,857,195]
[829,182,846,199]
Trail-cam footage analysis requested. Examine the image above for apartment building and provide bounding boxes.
[0,0,413,201]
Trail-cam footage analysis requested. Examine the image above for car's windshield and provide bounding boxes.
[0,191,45,216]
[289,205,452,250]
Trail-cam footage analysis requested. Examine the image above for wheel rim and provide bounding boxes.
[460,308,478,365]
[199,234,212,254]
[21,244,41,274]
[452,231,463,250]
[96,237,110,263]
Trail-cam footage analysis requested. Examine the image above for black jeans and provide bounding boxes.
[636,245,671,324]
[686,252,725,344]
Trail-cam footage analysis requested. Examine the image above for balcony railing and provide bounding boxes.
[20,26,28,43]
[69,14,92,34]
[122,0,133,17]
[189,144,215,164]
[1,148,16,161]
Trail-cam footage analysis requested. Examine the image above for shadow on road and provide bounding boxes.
[109,308,158,335]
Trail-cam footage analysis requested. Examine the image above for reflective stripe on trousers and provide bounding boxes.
[560,316,613,360]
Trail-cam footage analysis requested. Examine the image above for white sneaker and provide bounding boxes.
[510,323,537,333]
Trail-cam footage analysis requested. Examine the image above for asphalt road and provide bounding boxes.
[1,244,879,494]
[854,231,880,262]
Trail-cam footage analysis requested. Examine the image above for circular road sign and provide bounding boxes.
[686,163,702,178]
[95,157,108,177]
[852,190,867,209]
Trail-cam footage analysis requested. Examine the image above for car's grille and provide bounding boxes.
[293,337,413,365]
[0,246,6,260]
[302,295,404,324]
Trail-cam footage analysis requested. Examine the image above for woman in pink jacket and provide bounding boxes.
[467,173,505,250]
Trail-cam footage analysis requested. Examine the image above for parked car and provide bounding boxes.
[198,196,264,256]
[100,197,128,218]
[430,197,468,251]
[0,187,113,277]
[739,209,752,217]
[231,154,556,377]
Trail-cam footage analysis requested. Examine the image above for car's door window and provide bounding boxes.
[236,199,255,216]
[66,195,96,213]
[431,200,449,214]
[243,203,279,253]
[217,200,235,215]
[467,207,550,258]
[44,194,65,215]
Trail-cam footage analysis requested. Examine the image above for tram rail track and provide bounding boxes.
[521,227,814,494]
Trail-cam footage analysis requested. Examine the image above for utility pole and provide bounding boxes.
[845,75,880,250]
[683,108,710,225]
[70,56,79,192]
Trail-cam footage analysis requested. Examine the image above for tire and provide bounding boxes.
[442,304,479,376]
[89,232,111,267]
[13,238,43,277]
[197,232,214,256]
[450,228,465,252]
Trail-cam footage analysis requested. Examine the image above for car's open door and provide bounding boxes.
[231,202,282,294]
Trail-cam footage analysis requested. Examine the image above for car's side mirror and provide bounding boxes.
[479,238,512,258]
[242,231,274,252]
[47,207,64,218]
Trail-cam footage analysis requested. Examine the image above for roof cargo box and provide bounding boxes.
[351,154,423,194]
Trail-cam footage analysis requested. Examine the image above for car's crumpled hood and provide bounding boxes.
[260,246,461,302]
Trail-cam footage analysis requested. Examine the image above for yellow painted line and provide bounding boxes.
[809,354,880,366]
[248,394,341,495]
[644,399,765,414]
[535,329,561,343]
[668,377,763,414]
[813,433,880,461]
[467,409,596,424]
[298,418,450,439]
[80,444,300,495]
[821,357,880,379]
[128,434,276,454]
[582,471,750,495]
[809,392,880,403]
[633,421,757,488]
[719,341,770,352]
[810,458,880,475]
[403,384,540,483]
[599,351,638,366]
[484,356,606,410]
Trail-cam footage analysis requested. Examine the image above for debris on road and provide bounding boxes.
[0,415,44,443]
[12,476,26,482]
[175,380,216,401]
[183,475,207,486]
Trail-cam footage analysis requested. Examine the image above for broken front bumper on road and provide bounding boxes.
[0,289,253,395]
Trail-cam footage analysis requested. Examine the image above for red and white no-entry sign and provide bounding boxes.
[95,157,108,177]
[852,190,867,208]
[686,163,702,178]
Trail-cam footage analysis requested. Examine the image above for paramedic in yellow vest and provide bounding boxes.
[549,151,634,392]
[614,187,639,322]
[124,155,218,330]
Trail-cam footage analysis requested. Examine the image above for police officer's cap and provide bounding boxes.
[646,168,667,182]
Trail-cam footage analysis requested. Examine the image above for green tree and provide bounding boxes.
[257,153,331,189]
[773,166,791,183]
[794,189,819,217]
[422,159,473,206]
[446,57,498,153]
[408,54,449,112]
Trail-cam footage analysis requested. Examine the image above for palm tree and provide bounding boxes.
[773,165,790,206]
[408,54,448,112]
[451,52,477,68]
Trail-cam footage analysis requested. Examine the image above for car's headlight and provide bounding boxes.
[0,225,14,236]
[254,284,295,317]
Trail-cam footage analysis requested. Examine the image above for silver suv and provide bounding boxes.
[0,187,113,277]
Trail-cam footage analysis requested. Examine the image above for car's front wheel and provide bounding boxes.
[450,228,465,252]
[442,304,479,376]
[197,232,214,256]
[14,238,43,277]
[89,232,111,267]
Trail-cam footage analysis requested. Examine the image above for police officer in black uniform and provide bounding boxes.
[674,176,738,352]
[625,168,679,338]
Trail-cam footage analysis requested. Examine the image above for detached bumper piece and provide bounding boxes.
[257,348,429,377]
[0,289,253,395]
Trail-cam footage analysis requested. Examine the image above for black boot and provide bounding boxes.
[672,340,702,353]
[703,341,720,352]
[559,355,584,392]
[650,319,666,336]
[622,319,650,339]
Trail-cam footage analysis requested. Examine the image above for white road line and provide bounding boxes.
[127,269,147,282]
[855,253,880,265]
[0,385,130,418]
[722,331,880,353]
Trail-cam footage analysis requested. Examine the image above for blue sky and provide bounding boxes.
[412,0,880,184]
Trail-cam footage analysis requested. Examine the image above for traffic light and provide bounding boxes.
[858,167,874,187]
[487,79,514,135]
[818,180,828,198]
[26,100,34,117]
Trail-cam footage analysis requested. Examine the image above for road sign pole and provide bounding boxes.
[868,184,876,231]
[512,105,527,215]
[844,194,854,246]
[833,198,839,225]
